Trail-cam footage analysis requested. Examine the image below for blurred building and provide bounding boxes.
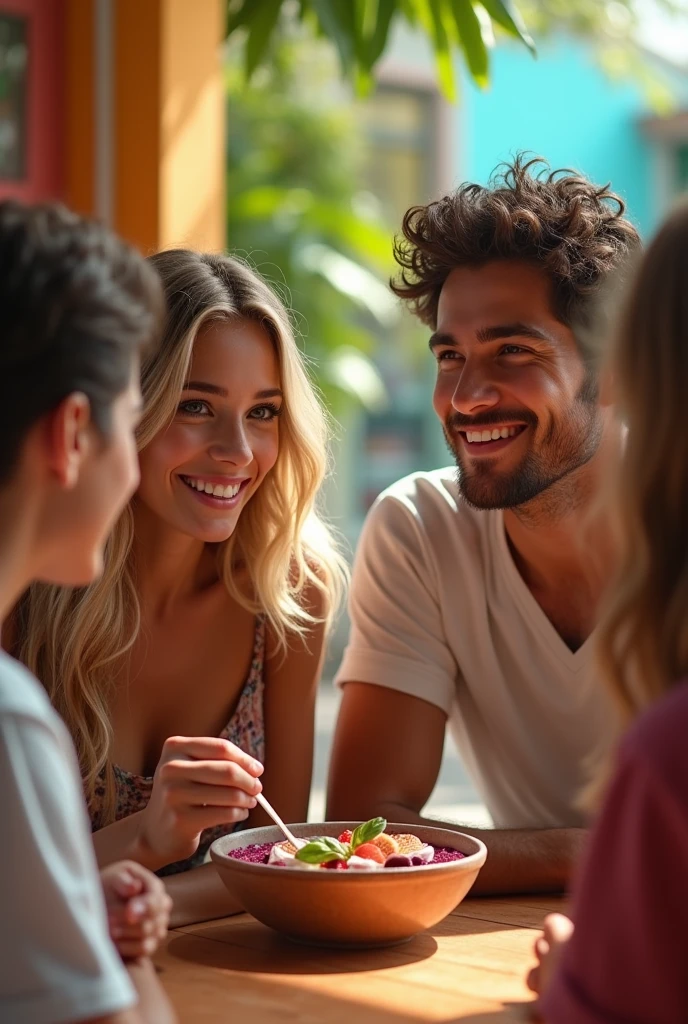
[0,0,225,253]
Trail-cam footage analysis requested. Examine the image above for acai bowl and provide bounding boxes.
[210,818,487,947]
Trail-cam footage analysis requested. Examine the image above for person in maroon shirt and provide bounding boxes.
[527,203,688,1022]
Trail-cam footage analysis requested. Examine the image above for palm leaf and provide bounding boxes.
[448,1,489,88]
[226,0,536,97]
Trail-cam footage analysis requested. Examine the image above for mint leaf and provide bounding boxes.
[294,837,349,864]
[350,817,387,851]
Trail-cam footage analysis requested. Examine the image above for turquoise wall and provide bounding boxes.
[458,38,659,236]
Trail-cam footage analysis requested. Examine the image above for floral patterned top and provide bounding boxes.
[89,616,266,876]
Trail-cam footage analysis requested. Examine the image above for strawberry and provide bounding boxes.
[353,843,385,864]
[338,830,353,843]
[323,859,348,870]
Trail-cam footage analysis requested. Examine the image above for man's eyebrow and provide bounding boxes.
[428,332,455,351]
[475,323,552,344]
[429,324,552,350]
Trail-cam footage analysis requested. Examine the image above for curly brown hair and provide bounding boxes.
[391,154,640,339]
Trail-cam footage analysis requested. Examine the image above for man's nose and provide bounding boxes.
[450,361,501,416]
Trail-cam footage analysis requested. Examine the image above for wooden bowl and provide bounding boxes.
[210,821,487,948]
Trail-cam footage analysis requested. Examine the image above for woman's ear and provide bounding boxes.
[46,392,92,488]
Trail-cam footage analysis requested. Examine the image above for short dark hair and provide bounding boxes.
[391,154,640,343]
[0,200,163,484]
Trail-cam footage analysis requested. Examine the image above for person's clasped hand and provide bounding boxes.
[526,912,575,1019]
[101,860,173,961]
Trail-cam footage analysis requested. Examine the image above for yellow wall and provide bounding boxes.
[66,0,226,255]
[159,0,226,253]
[114,0,162,252]
[115,0,226,255]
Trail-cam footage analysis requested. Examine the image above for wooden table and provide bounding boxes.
[155,895,566,1022]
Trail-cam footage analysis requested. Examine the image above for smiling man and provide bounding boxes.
[326,157,639,893]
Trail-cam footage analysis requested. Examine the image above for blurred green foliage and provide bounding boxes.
[226,1,688,104]
[226,0,534,102]
[226,36,396,411]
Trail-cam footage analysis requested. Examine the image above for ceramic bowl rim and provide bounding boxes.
[210,820,488,880]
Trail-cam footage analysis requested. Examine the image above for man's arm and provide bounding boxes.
[326,683,585,895]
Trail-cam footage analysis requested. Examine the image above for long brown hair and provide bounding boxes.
[597,202,688,725]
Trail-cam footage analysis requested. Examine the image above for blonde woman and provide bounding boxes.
[14,250,346,926]
[527,205,688,1020]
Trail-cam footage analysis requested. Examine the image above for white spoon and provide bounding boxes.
[256,792,306,849]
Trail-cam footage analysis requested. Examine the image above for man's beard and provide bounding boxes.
[444,375,603,511]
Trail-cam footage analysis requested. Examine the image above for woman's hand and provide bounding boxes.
[101,860,172,961]
[526,912,575,1017]
[136,736,263,868]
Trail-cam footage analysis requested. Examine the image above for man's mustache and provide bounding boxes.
[445,409,538,431]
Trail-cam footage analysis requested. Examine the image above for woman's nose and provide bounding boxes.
[207,424,252,467]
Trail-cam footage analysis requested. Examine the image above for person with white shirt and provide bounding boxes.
[327,155,639,894]
[0,200,174,1023]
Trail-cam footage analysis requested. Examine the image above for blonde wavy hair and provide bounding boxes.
[15,250,347,820]
[592,203,688,789]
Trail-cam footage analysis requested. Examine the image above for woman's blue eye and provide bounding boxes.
[178,399,210,416]
[249,403,282,421]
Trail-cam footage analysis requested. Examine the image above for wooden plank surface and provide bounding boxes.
[156,896,566,1022]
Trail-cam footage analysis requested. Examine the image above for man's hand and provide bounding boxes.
[101,860,172,961]
[526,912,575,1017]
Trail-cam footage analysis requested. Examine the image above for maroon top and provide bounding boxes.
[541,681,688,1023]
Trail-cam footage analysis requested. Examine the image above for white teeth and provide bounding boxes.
[464,426,521,444]
[184,477,243,499]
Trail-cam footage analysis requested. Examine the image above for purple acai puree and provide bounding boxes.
[431,847,466,864]
[228,842,273,864]
[227,842,465,867]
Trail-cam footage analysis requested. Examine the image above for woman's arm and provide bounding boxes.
[92,811,160,871]
[163,593,327,929]
[164,862,243,929]
[244,585,327,831]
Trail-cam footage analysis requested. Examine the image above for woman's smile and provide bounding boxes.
[178,473,252,510]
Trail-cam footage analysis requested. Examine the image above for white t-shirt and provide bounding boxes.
[0,651,136,1023]
[335,468,618,829]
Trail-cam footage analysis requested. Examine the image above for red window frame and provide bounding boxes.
[0,0,63,202]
